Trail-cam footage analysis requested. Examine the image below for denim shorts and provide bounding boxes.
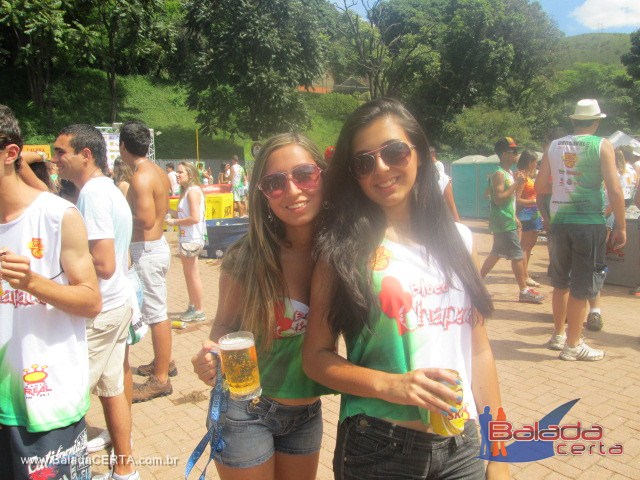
[334,415,484,480]
[490,230,524,260]
[213,396,323,468]
[549,224,607,299]
[130,237,170,324]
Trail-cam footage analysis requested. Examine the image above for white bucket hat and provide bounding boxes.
[569,99,607,120]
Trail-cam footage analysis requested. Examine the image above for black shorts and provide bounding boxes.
[0,417,90,480]
[548,224,607,299]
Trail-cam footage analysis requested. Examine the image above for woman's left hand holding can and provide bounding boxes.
[191,340,220,387]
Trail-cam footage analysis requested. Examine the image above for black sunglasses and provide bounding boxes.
[350,141,415,178]
[258,164,323,199]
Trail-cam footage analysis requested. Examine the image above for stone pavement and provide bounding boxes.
[88,219,640,479]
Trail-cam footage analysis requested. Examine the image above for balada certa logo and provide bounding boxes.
[478,399,623,462]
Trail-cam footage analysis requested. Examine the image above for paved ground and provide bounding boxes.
[88,219,640,479]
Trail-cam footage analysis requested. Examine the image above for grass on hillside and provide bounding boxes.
[556,33,631,71]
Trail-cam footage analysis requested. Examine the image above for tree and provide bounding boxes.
[622,30,640,80]
[183,0,326,140]
[0,0,93,118]
[331,0,439,98]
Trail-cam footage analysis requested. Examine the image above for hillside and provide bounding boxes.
[555,33,631,71]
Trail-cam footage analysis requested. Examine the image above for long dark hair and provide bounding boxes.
[316,98,493,338]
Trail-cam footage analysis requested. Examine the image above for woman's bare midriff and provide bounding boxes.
[269,396,320,406]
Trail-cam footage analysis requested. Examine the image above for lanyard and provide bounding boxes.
[185,352,228,479]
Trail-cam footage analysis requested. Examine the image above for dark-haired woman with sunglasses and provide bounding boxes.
[303,98,509,479]
[191,133,332,480]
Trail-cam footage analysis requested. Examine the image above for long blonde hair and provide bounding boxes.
[178,161,202,196]
[221,133,326,350]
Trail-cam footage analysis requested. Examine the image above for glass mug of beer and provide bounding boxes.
[218,331,262,400]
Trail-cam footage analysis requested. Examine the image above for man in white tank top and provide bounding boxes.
[0,105,101,479]
[54,124,139,480]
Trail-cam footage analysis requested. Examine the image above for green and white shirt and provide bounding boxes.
[548,135,605,225]
[340,224,478,426]
[0,193,90,432]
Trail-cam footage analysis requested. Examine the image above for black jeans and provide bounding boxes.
[333,415,484,480]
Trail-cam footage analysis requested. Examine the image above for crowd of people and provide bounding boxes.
[1,96,639,480]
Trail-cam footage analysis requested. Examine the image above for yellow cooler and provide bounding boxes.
[205,193,233,220]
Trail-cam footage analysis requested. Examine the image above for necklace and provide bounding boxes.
[134,159,147,173]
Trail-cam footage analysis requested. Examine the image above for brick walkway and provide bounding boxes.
[88,219,640,479]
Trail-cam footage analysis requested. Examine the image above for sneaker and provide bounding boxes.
[525,278,541,288]
[519,288,544,304]
[559,340,604,361]
[586,312,603,332]
[136,359,177,377]
[132,375,172,403]
[87,429,111,453]
[180,305,195,316]
[546,333,566,351]
[180,309,206,322]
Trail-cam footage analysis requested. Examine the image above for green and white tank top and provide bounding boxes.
[548,135,605,225]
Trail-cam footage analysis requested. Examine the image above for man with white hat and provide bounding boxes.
[535,99,626,361]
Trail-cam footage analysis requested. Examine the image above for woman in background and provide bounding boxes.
[515,149,542,288]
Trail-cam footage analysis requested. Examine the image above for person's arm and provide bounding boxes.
[0,208,101,317]
[302,260,459,414]
[491,170,522,205]
[17,152,49,192]
[443,181,461,222]
[635,179,640,209]
[600,140,626,250]
[128,172,156,230]
[167,189,201,227]
[89,238,116,280]
[191,271,243,386]
[535,151,552,232]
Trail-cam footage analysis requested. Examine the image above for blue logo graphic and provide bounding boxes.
[478,399,580,462]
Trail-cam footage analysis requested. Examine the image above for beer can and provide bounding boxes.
[431,369,465,436]
[171,320,187,329]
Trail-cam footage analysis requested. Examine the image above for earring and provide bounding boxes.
[323,201,330,210]
[267,208,274,222]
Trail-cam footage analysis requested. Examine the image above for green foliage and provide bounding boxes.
[183,0,326,140]
[302,92,362,120]
[557,33,631,70]
[443,104,533,156]
[622,30,640,80]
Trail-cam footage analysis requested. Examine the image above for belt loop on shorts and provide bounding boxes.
[402,428,416,455]
[453,432,464,448]
[264,397,278,420]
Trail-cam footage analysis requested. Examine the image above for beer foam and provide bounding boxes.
[220,336,253,350]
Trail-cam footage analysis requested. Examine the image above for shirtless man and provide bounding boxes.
[119,121,175,402]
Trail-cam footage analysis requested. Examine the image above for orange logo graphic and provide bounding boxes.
[563,153,578,168]
[23,364,52,398]
[28,238,44,259]
[369,246,391,271]
[23,364,49,384]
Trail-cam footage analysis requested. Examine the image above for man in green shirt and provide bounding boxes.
[481,137,544,304]
[536,99,626,361]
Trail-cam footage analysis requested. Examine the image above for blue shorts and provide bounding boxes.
[214,396,323,468]
[334,415,484,480]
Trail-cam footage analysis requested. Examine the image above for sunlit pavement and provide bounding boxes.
[87,219,640,479]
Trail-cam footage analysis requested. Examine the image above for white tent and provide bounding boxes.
[608,130,640,152]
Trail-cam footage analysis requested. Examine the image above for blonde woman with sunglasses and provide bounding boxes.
[191,133,332,480]
[303,98,509,479]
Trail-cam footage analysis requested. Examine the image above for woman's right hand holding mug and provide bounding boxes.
[191,340,219,386]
